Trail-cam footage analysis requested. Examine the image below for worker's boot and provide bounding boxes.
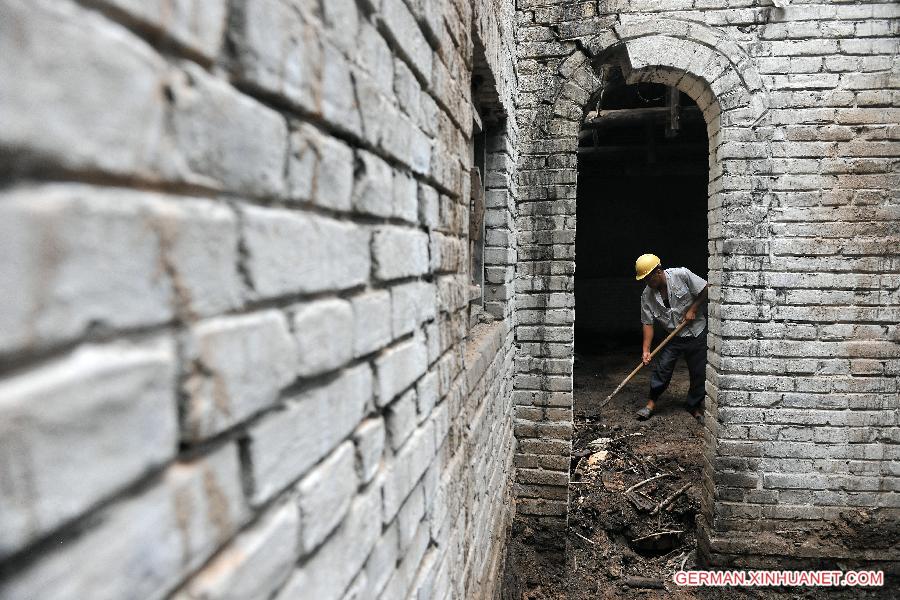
[636,400,655,420]
[689,406,704,424]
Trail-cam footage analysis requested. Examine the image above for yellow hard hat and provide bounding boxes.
[635,254,661,281]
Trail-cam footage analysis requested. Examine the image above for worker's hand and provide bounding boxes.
[683,307,697,323]
[642,351,652,366]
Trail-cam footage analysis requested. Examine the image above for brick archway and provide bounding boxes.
[512,21,772,564]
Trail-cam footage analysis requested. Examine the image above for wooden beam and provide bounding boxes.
[581,105,701,129]
[666,86,681,138]
[576,143,706,156]
[472,108,483,134]
[585,106,668,122]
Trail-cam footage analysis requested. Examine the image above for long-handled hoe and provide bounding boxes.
[598,320,689,408]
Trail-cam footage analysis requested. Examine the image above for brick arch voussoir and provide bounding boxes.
[614,17,764,94]
[619,35,764,128]
[530,20,770,140]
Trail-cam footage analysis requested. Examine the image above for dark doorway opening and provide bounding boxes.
[575,67,708,352]
[566,67,713,597]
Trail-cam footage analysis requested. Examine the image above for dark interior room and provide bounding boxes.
[576,67,709,351]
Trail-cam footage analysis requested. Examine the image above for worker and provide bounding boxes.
[634,254,708,423]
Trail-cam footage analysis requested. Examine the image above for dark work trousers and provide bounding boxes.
[649,328,707,408]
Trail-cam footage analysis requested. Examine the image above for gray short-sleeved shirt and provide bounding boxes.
[640,267,708,338]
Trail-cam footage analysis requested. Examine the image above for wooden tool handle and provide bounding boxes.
[599,320,690,407]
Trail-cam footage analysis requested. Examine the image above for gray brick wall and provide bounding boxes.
[1,0,898,590]
[513,0,899,568]
[0,0,520,598]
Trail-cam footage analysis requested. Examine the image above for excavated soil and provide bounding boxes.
[501,346,895,599]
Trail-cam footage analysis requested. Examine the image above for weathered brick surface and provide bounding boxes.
[375,334,429,407]
[245,364,373,507]
[229,0,321,114]
[353,417,387,484]
[168,62,288,197]
[172,500,299,600]
[350,290,393,357]
[4,0,893,592]
[287,124,353,207]
[0,338,177,558]
[182,311,297,441]
[1,444,247,600]
[241,205,370,297]
[99,0,228,60]
[296,441,358,554]
[0,0,171,178]
[290,298,354,377]
[514,0,899,569]
[372,226,431,281]
[1,2,519,596]
[0,185,176,352]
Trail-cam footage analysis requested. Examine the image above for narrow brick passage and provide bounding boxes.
[2,1,899,596]
[564,74,712,595]
[568,349,712,598]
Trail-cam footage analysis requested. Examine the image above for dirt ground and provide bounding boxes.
[501,345,895,599]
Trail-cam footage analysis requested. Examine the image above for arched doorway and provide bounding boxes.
[576,66,709,348]
[510,24,770,573]
[568,64,711,587]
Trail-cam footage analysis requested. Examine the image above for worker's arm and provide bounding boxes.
[683,285,709,323]
[641,324,654,365]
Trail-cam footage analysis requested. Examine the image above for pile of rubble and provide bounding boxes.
[568,430,702,592]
